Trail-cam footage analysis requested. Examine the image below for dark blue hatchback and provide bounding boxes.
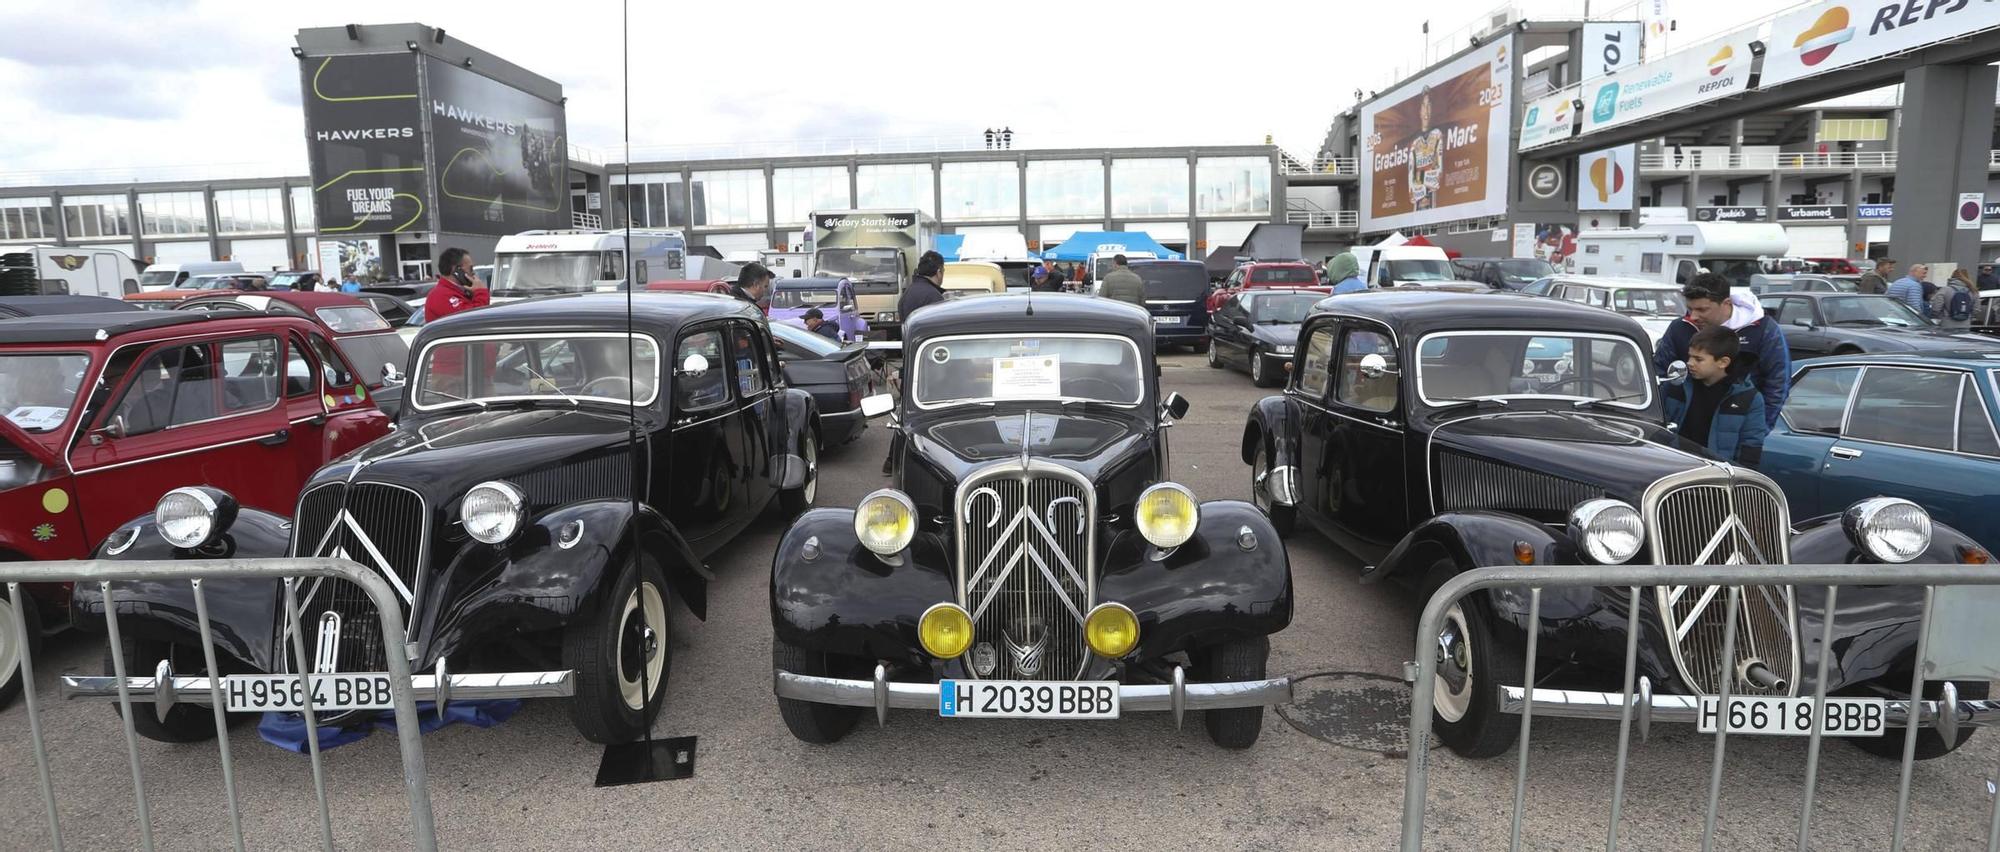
[1130,260,1212,351]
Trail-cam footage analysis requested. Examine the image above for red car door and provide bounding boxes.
[68,334,301,531]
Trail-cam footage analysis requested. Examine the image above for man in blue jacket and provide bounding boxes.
[1653,272,1790,427]
[1661,326,1768,466]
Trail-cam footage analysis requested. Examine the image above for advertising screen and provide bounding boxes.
[1759,0,2000,88]
[1518,88,1578,151]
[425,56,569,236]
[299,54,428,236]
[1360,40,1512,233]
[1578,31,1756,135]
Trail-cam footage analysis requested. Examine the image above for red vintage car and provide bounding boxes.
[173,290,412,417]
[1206,262,1323,312]
[0,309,389,703]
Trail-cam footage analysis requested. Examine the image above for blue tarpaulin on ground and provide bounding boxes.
[935,234,964,261]
[258,700,521,753]
[1040,231,1182,261]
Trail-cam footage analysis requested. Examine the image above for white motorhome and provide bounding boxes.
[1570,222,1789,290]
[1,246,142,298]
[490,228,687,301]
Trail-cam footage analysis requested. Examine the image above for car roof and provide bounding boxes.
[413,292,762,344]
[1238,288,1326,299]
[1755,291,1893,300]
[1550,275,1679,289]
[0,295,140,316]
[1799,350,2000,369]
[1310,290,1648,339]
[1128,259,1203,268]
[775,276,848,289]
[180,291,367,310]
[0,310,318,345]
[902,292,1152,342]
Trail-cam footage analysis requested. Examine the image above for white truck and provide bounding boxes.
[758,249,812,279]
[811,209,938,335]
[0,246,142,298]
[489,228,687,301]
[1348,245,1479,289]
[956,232,1039,292]
[1570,222,1788,290]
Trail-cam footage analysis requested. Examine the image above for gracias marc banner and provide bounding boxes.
[1360,39,1513,233]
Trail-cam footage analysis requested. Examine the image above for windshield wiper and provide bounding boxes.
[1431,396,1511,411]
[1573,390,1649,410]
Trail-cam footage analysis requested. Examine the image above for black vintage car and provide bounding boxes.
[76,293,828,744]
[771,294,1294,748]
[767,320,882,449]
[1206,288,1321,387]
[1242,290,1992,758]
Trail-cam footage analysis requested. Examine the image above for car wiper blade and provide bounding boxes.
[1573,392,1647,409]
[1431,396,1510,411]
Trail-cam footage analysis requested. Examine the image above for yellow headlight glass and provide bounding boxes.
[1135,484,1197,548]
[1085,603,1140,658]
[919,603,974,659]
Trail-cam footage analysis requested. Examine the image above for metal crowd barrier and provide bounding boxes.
[1400,563,2000,852]
[6,558,443,852]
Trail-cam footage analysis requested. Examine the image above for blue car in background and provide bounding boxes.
[1760,351,2000,555]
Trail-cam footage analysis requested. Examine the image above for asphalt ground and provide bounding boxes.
[1,351,1996,850]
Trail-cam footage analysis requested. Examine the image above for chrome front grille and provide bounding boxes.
[290,482,428,673]
[1436,451,1603,514]
[955,462,1094,681]
[1647,474,1798,697]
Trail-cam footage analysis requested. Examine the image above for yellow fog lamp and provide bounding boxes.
[1084,602,1140,658]
[918,602,974,659]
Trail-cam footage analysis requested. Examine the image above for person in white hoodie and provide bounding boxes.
[1652,272,1791,428]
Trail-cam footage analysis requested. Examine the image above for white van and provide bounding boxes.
[2,246,143,298]
[137,260,244,292]
[1349,245,1476,288]
[1570,222,1788,290]
[490,228,687,301]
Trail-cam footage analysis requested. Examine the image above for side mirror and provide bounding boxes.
[1358,352,1398,379]
[91,414,129,445]
[1790,315,1815,329]
[1163,391,1191,420]
[380,362,406,387]
[1659,360,1688,384]
[680,353,710,376]
[860,394,894,417]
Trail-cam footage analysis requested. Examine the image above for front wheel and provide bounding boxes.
[778,430,818,517]
[1431,591,1523,759]
[774,639,862,744]
[1197,635,1270,749]
[1250,441,1295,536]
[0,588,40,710]
[1250,350,1279,387]
[1207,343,1223,369]
[563,559,670,744]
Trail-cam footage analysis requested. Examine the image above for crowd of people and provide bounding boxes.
[1857,258,1984,328]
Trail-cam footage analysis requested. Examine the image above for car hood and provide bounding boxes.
[1429,410,1706,508]
[1831,326,1993,350]
[315,408,632,496]
[1248,322,1303,346]
[903,408,1156,515]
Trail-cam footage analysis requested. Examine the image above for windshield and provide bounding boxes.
[269,272,307,289]
[1416,331,1652,409]
[771,286,841,309]
[1822,296,1929,328]
[1132,264,1208,300]
[1,353,89,432]
[138,270,179,288]
[1247,266,1315,285]
[1494,260,1555,283]
[412,332,659,409]
[314,306,390,333]
[1248,294,1319,323]
[492,252,620,297]
[769,321,845,357]
[1386,260,1456,282]
[1611,289,1686,317]
[913,335,1144,408]
[1704,258,1761,291]
[816,248,902,280]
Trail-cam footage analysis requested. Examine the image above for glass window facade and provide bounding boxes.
[611,172,689,228]
[290,186,315,232]
[138,191,208,236]
[1026,160,1104,219]
[690,169,767,228]
[212,188,285,235]
[855,163,935,217]
[1112,158,1190,218]
[0,197,58,242]
[62,194,133,239]
[940,161,1019,221]
[1195,156,1272,216]
[771,167,850,226]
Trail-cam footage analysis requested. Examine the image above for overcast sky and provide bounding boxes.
[0,0,1789,179]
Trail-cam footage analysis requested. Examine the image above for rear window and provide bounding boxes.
[315,306,391,332]
[1248,266,1315,285]
[332,333,410,388]
[1132,264,1209,300]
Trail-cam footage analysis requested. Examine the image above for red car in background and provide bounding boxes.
[646,278,732,295]
[123,272,273,308]
[1207,262,1325,312]
[1806,257,1861,275]
[174,290,412,417]
[0,310,389,703]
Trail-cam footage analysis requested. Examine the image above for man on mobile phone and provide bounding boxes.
[425,247,490,322]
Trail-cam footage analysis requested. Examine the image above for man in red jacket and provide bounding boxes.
[425,247,489,321]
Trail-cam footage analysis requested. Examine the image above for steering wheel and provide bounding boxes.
[1537,375,1619,398]
[580,376,634,398]
[1061,376,1125,400]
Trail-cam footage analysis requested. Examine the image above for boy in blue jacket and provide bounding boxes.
[1661,325,1768,466]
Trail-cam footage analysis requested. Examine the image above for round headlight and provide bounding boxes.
[1843,497,1931,564]
[1135,483,1199,549]
[155,487,237,549]
[918,602,974,659]
[855,489,916,556]
[1568,498,1643,565]
[461,481,526,545]
[1084,602,1140,658]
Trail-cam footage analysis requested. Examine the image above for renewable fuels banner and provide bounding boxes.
[299,54,428,236]
[1577,29,1757,136]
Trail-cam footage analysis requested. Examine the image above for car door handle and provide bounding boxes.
[1829,447,1862,459]
[259,429,290,447]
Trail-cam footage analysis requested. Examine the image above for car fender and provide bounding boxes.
[768,387,818,487]
[1241,394,1298,468]
[1097,500,1293,660]
[70,508,293,673]
[770,507,955,668]
[324,407,392,458]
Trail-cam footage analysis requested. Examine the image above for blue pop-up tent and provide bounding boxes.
[935,234,965,262]
[1040,231,1183,261]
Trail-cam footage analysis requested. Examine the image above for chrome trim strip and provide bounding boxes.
[60,670,575,703]
[406,331,662,412]
[70,432,275,476]
[1411,329,1653,410]
[773,670,1294,712]
[1500,686,2000,729]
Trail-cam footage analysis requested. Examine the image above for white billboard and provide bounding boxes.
[1759,0,2000,88]
[1578,145,1636,211]
[1641,0,1671,62]
[1519,88,1579,151]
[1360,39,1513,233]
[1581,22,1644,79]
[1578,30,1756,135]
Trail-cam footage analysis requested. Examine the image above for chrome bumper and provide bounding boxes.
[1503,682,2000,737]
[60,668,574,717]
[775,664,1293,729]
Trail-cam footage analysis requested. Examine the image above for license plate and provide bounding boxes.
[938,679,1119,719]
[1696,696,1886,737]
[1152,316,1182,325]
[222,673,397,713]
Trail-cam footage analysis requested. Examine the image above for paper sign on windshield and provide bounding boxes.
[992,356,1061,399]
[5,407,67,430]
